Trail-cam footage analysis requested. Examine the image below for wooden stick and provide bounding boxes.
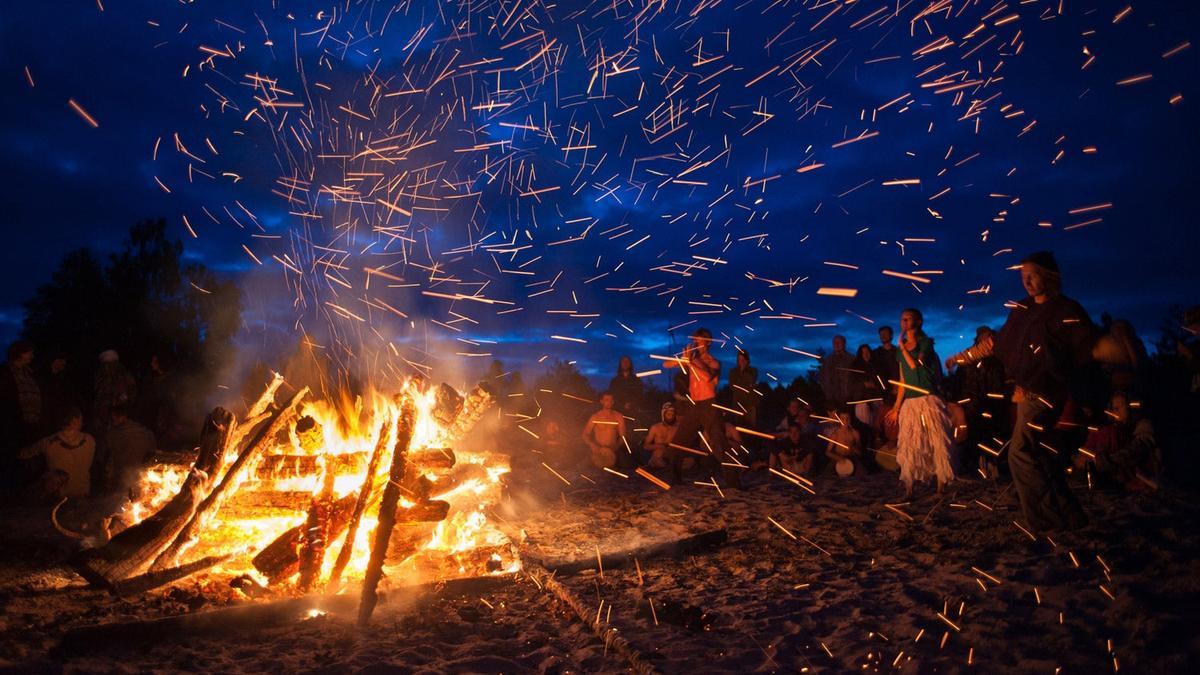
[525,562,659,675]
[327,419,393,591]
[110,555,230,597]
[151,387,310,571]
[358,396,417,626]
[68,407,237,588]
[528,527,728,576]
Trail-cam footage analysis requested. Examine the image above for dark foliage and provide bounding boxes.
[20,219,241,406]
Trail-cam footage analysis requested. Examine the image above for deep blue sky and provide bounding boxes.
[2,0,1197,389]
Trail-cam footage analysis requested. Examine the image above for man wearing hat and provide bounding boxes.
[947,252,1117,531]
[643,402,680,468]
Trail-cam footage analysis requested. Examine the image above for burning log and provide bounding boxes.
[446,386,493,442]
[327,419,393,590]
[251,493,357,585]
[295,415,322,453]
[150,387,310,571]
[433,382,464,427]
[226,490,314,513]
[254,452,368,480]
[386,521,439,562]
[297,472,336,592]
[397,499,450,522]
[68,408,238,589]
[358,395,417,626]
[110,555,231,597]
[409,447,456,470]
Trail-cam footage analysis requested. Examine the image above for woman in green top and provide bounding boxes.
[884,308,954,498]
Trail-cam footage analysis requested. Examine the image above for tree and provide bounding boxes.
[21,219,241,407]
[531,360,597,431]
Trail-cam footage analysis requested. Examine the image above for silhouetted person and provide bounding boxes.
[104,402,156,497]
[608,355,644,419]
[820,335,855,406]
[21,406,94,500]
[728,349,759,427]
[93,349,136,435]
[873,326,900,404]
[2,341,42,488]
[947,252,1126,531]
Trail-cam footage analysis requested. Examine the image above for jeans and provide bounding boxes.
[1008,398,1087,532]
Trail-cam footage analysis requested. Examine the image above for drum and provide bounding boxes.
[835,458,855,477]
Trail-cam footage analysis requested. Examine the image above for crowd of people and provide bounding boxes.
[5,249,1199,539]
[527,251,1200,534]
[1,345,171,506]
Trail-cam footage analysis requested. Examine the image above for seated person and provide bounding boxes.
[104,402,157,497]
[20,406,95,500]
[774,399,811,437]
[582,392,626,469]
[1077,391,1160,489]
[644,402,680,468]
[823,409,862,477]
[770,422,816,476]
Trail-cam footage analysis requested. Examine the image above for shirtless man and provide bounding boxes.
[582,392,626,469]
[663,328,739,487]
[643,402,678,468]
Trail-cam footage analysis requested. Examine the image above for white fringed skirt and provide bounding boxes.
[897,395,955,485]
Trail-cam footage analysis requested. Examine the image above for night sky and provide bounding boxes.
[2,0,1197,388]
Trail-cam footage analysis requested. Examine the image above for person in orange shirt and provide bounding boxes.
[662,328,739,487]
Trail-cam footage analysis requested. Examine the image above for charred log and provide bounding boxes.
[358,396,417,626]
[326,419,392,591]
[68,408,237,589]
[250,493,357,585]
[150,387,310,572]
[433,383,464,427]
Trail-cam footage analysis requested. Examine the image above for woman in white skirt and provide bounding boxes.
[883,308,954,499]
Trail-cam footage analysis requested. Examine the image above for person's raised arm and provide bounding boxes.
[947,335,995,370]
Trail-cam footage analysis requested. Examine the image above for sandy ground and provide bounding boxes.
[2,469,1199,673]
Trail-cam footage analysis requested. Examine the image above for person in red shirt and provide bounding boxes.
[662,328,740,487]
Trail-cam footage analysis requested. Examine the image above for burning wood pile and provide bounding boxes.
[66,374,519,616]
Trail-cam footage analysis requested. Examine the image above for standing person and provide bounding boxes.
[873,326,901,404]
[885,309,955,499]
[581,392,626,470]
[608,356,645,420]
[948,326,1007,477]
[138,354,179,446]
[20,407,95,500]
[2,342,43,487]
[41,352,78,441]
[93,350,136,435]
[820,336,855,407]
[728,349,760,427]
[662,328,738,487]
[850,344,885,450]
[643,402,680,468]
[946,251,1117,531]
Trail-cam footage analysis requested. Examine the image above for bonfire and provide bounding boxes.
[63,373,520,623]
